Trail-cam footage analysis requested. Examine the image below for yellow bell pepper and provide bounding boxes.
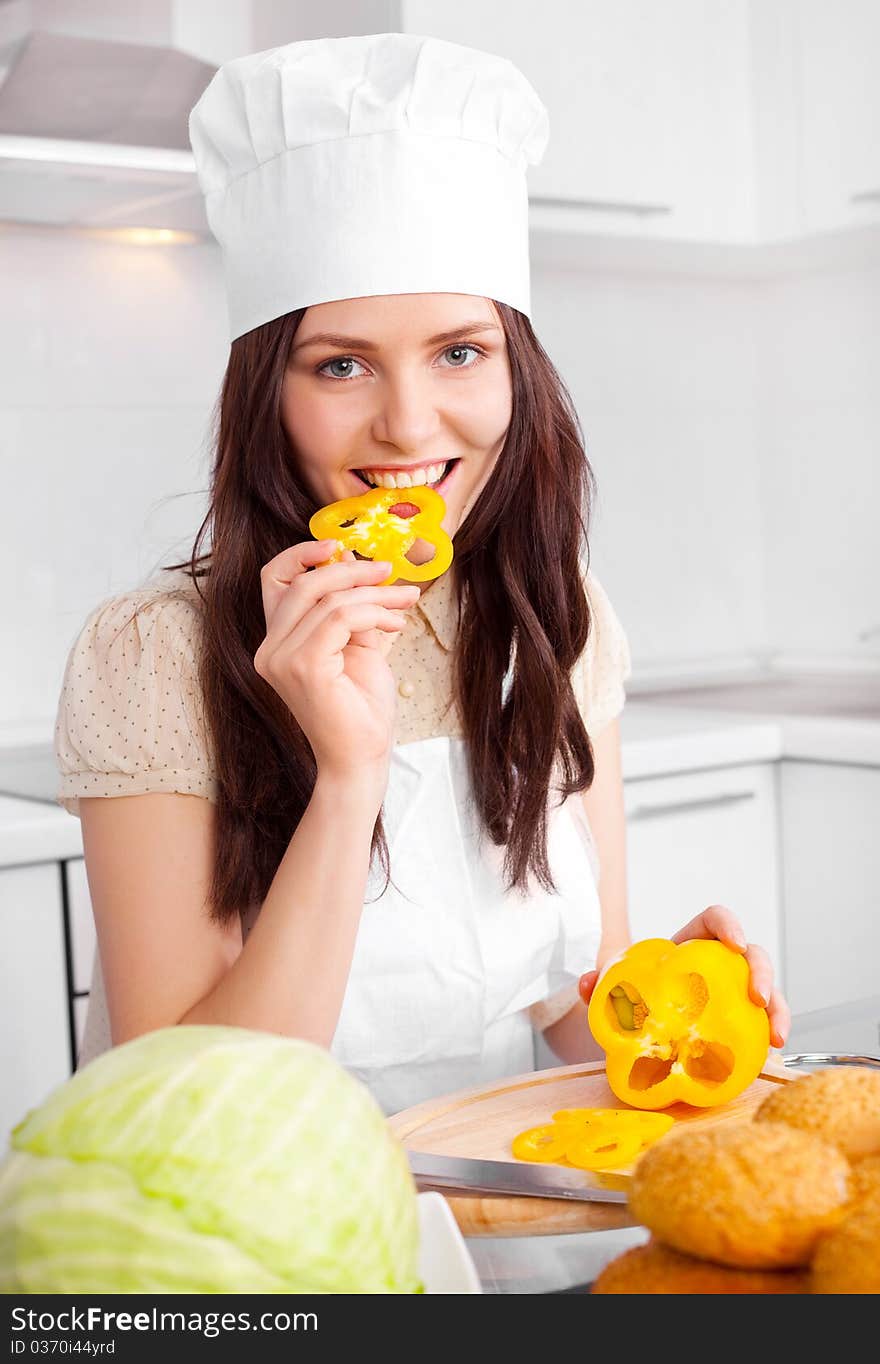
[308,486,453,586]
[587,938,770,1110]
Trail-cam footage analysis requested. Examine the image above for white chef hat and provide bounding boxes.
[188,32,549,341]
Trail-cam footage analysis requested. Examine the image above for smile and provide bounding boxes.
[352,459,460,491]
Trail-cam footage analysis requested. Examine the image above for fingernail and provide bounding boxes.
[373,561,392,572]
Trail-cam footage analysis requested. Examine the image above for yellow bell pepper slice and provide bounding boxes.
[552,1109,675,1144]
[512,1107,675,1171]
[511,1124,571,1163]
[308,486,453,586]
[563,1125,645,1171]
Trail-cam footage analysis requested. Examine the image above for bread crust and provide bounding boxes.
[592,1239,809,1294]
[810,1195,880,1294]
[628,1120,850,1268]
[754,1069,880,1162]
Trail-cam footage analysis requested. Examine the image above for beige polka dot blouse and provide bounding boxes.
[55,562,632,1033]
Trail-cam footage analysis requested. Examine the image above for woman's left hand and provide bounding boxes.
[577,904,791,1049]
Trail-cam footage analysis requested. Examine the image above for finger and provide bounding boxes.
[263,538,339,589]
[348,627,386,652]
[766,987,791,1050]
[670,905,748,953]
[264,570,415,652]
[260,548,390,619]
[259,539,342,622]
[262,552,397,629]
[279,584,420,652]
[578,970,599,1006]
[743,942,775,1008]
[302,604,410,665]
[350,614,407,654]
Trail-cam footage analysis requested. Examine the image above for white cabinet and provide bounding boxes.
[401,0,754,242]
[64,858,97,998]
[0,856,98,1141]
[402,0,880,249]
[0,863,71,1143]
[64,857,97,1069]
[795,0,880,236]
[623,762,782,975]
[779,760,880,1016]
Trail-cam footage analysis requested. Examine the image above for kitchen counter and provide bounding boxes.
[625,670,880,771]
[0,793,83,867]
[621,700,880,776]
[619,704,782,778]
[1,688,878,866]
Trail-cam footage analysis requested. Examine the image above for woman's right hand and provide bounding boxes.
[254,539,419,787]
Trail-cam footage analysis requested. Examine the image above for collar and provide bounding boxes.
[415,567,459,651]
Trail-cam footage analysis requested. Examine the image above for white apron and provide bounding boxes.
[78,736,601,1116]
[329,735,601,1115]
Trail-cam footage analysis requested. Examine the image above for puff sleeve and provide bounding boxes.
[573,571,632,736]
[54,585,217,817]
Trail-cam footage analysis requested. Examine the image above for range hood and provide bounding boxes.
[0,29,216,232]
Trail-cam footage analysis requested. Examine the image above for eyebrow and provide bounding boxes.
[291,320,502,353]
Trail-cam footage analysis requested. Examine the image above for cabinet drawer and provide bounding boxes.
[64,858,97,996]
[780,761,880,1015]
[623,763,782,976]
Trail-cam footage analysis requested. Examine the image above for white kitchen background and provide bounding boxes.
[1,0,878,1139]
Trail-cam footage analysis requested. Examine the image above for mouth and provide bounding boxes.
[351,458,461,496]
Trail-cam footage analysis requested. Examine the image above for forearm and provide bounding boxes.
[179,772,382,1045]
[542,997,604,1063]
[544,920,634,1063]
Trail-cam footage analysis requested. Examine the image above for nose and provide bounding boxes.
[370,365,442,454]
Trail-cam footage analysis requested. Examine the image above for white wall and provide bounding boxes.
[0,223,226,738]
[756,258,880,665]
[2,219,878,741]
[531,247,880,679]
[531,267,767,675]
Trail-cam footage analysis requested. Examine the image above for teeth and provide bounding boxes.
[360,461,448,489]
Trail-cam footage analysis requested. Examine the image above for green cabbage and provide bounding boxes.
[0,1026,422,1293]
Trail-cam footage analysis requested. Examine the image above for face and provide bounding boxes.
[280,293,513,584]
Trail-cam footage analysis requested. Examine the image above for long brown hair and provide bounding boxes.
[165,302,596,926]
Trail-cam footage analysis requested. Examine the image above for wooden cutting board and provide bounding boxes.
[389,1056,795,1237]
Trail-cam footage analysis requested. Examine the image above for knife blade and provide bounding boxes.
[406,1150,629,1203]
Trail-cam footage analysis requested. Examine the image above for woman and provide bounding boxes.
[55,34,789,1115]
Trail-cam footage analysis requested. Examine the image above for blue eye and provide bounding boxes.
[316,343,486,382]
[320,356,366,380]
[442,344,481,368]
